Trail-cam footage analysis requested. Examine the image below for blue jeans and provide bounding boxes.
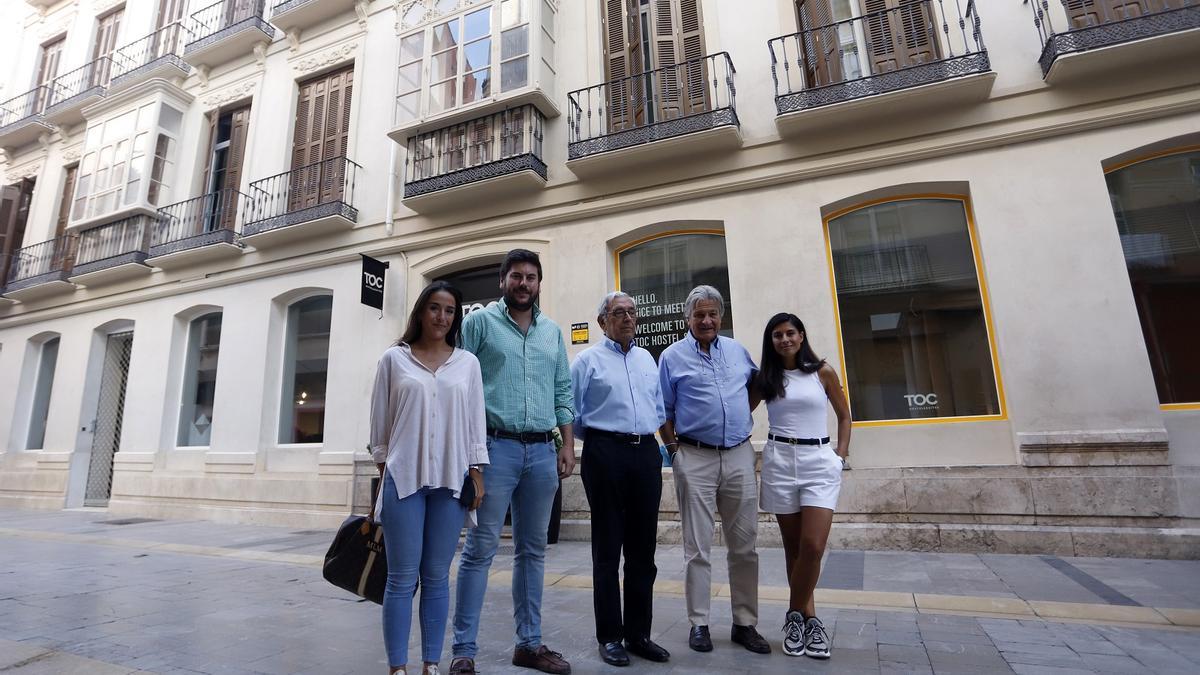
[380,473,467,667]
[452,436,559,657]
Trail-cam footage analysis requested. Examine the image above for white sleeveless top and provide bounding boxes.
[765,369,829,440]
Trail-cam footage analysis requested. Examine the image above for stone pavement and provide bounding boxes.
[1,508,1199,674]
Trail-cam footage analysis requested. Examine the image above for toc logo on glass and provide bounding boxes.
[903,393,939,407]
[362,272,385,290]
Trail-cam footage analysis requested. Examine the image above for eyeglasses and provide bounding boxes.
[606,309,637,320]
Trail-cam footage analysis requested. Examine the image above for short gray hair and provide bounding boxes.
[683,285,725,318]
[597,291,634,318]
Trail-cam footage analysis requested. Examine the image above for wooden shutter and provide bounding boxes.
[92,8,123,86]
[55,166,77,238]
[797,0,842,87]
[647,0,707,119]
[36,38,64,113]
[223,106,251,195]
[677,0,708,115]
[291,64,354,210]
[201,111,219,194]
[863,0,938,75]
[601,0,644,132]
[0,185,19,285]
[157,0,187,27]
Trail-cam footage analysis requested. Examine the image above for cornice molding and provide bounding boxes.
[92,0,124,16]
[200,78,259,109]
[5,160,43,183]
[37,9,75,40]
[291,40,358,76]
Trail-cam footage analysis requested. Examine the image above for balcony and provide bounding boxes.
[110,24,193,93]
[185,0,276,70]
[402,106,546,211]
[2,236,77,302]
[148,189,247,269]
[769,0,992,135]
[566,52,739,177]
[269,0,357,34]
[43,57,117,127]
[68,215,154,286]
[243,156,360,247]
[0,87,55,148]
[1030,0,1200,84]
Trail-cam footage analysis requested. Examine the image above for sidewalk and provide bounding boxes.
[1,507,1198,674]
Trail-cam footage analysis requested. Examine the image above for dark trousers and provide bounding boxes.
[580,432,663,644]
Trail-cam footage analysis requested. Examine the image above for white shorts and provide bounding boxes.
[759,439,843,513]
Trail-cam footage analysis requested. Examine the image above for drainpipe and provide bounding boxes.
[385,141,398,237]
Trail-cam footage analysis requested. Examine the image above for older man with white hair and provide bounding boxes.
[657,285,770,655]
[571,291,670,667]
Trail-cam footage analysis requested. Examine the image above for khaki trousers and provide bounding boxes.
[673,439,759,627]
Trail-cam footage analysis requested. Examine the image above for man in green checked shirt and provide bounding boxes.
[450,249,576,675]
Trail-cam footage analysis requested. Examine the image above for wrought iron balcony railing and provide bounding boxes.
[0,86,55,130]
[72,215,153,277]
[404,106,546,199]
[46,57,115,111]
[1028,0,1199,76]
[568,52,737,160]
[152,189,248,257]
[4,235,76,292]
[770,0,988,114]
[187,0,275,53]
[245,156,361,237]
[112,23,193,85]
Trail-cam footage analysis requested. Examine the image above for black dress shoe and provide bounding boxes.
[598,641,630,667]
[731,624,772,654]
[688,625,713,652]
[625,637,670,662]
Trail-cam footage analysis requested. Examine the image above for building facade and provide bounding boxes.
[0,0,1197,556]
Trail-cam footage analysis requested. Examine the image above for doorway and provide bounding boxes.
[84,331,134,507]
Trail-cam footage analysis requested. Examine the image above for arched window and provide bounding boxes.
[826,197,1001,423]
[438,262,503,317]
[26,336,60,449]
[1106,148,1200,405]
[615,231,733,359]
[178,312,222,446]
[280,295,333,444]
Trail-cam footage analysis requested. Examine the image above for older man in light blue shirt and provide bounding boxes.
[571,291,671,668]
[658,285,770,655]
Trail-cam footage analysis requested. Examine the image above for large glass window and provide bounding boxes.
[280,296,332,444]
[27,337,60,449]
[1107,149,1200,404]
[616,232,733,359]
[178,313,222,446]
[395,0,534,124]
[72,102,181,224]
[437,262,503,317]
[828,198,1000,422]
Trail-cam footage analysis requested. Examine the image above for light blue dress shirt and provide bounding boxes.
[658,332,757,447]
[571,337,666,437]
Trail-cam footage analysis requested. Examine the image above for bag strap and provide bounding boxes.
[367,467,384,522]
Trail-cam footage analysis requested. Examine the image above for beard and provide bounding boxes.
[504,287,536,311]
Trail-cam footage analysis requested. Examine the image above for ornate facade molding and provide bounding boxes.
[62,145,83,163]
[37,10,75,40]
[356,0,370,28]
[6,160,43,183]
[93,0,125,16]
[291,41,358,76]
[200,79,259,109]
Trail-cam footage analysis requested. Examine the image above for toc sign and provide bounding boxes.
[360,254,389,311]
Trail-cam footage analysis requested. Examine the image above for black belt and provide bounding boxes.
[768,433,830,446]
[489,428,554,443]
[676,435,750,451]
[587,428,654,445]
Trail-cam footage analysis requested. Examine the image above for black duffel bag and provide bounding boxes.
[323,473,388,604]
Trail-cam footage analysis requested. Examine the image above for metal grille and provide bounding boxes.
[84,331,134,506]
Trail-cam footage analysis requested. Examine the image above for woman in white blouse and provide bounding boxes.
[370,281,488,675]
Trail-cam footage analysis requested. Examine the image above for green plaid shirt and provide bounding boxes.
[460,298,575,433]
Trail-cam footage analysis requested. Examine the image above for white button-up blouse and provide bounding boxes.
[369,344,489,519]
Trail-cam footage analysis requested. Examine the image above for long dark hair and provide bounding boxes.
[755,313,825,402]
[398,281,464,348]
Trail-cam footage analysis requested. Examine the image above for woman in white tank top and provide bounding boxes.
[750,313,851,660]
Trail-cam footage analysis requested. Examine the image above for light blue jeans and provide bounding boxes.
[452,436,559,657]
[380,473,467,667]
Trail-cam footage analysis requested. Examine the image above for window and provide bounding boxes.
[280,295,332,444]
[178,313,222,446]
[1106,149,1200,404]
[827,197,1001,422]
[72,102,182,224]
[27,337,60,449]
[616,231,733,359]
[396,0,537,124]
